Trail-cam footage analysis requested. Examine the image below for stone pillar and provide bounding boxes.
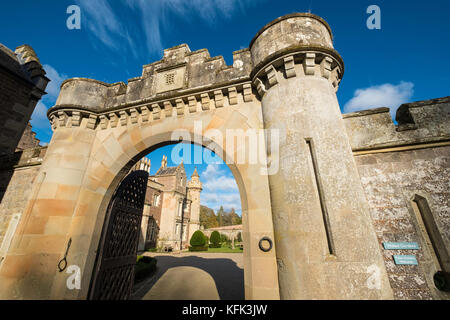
[0,125,97,299]
[187,168,202,242]
[251,13,393,299]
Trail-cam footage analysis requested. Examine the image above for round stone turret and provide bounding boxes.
[249,13,344,99]
[252,13,392,300]
[250,13,334,68]
[187,168,202,243]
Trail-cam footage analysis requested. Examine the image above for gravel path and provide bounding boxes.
[131,252,244,300]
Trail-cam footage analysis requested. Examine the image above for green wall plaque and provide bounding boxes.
[393,255,418,265]
[383,242,420,250]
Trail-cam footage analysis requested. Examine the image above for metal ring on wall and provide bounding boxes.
[258,237,273,252]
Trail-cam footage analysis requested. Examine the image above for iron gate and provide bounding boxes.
[88,170,149,300]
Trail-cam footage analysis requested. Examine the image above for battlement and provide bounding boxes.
[0,145,47,170]
[50,43,254,121]
[343,96,450,151]
[46,13,348,133]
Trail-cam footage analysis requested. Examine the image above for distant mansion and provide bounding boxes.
[133,156,202,252]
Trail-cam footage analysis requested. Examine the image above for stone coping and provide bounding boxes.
[60,77,126,88]
[399,96,450,108]
[249,12,334,49]
[343,107,390,119]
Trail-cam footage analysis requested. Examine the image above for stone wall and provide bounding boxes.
[355,146,449,299]
[0,44,48,155]
[345,97,450,300]
[344,96,450,151]
[16,122,40,151]
[0,146,46,262]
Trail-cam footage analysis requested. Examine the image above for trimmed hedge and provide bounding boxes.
[210,231,221,247]
[134,256,157,283]
[190,230,207,247]
[188,245,209,252]
[209,243,221,248]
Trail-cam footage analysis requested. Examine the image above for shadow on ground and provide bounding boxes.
[131,254,244,300]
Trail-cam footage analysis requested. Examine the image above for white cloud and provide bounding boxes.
[30,101,48,128]
[202,192,241,212]
[201,164,238,191]
[203,175,237,192]
[343,81,414,119]
[77,0,264,58]
[200,164,241,213]
[42,64,66,99]
[75,0,129,50]
[30,65,67,140]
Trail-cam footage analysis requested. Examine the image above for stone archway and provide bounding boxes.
[0,13,393,300]
[0,89,280,299]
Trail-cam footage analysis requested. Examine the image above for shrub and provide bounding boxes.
[209,243,221,248]
[220,233,229,243]
[134,256,157,283]
[190,230,206,247]
[210,231,221,247]
[188,245,209,252]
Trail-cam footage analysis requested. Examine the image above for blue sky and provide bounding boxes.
[1,0,449,214]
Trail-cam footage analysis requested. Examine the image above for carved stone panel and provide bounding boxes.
[155,66,186,94]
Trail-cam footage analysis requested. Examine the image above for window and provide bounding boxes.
[153,194,160,206]
[177,201,183,217]
[411,195,449,273]
[165,72,175,85]
[182,225,187,241]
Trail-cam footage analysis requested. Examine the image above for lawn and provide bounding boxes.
[205,244,243,253]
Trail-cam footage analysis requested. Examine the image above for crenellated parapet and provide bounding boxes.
[249,13,344,98]
[47,13,344,131]
[48,43,258,130]
[344,96,450,152]
[14,45,49,94]
[251,50,343,99]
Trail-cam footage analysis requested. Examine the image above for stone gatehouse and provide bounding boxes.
[0,13,448,300]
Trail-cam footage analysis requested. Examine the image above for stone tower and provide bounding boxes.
[160,155,167,169]
[0,44,49,155]
[251,13,393,299]
[187,168,202,242]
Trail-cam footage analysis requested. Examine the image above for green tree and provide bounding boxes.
[229,208,242,225]
[217,206,225,227]
[200,205,218,229]
[190,230,206,247]
[210,231,221,247]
